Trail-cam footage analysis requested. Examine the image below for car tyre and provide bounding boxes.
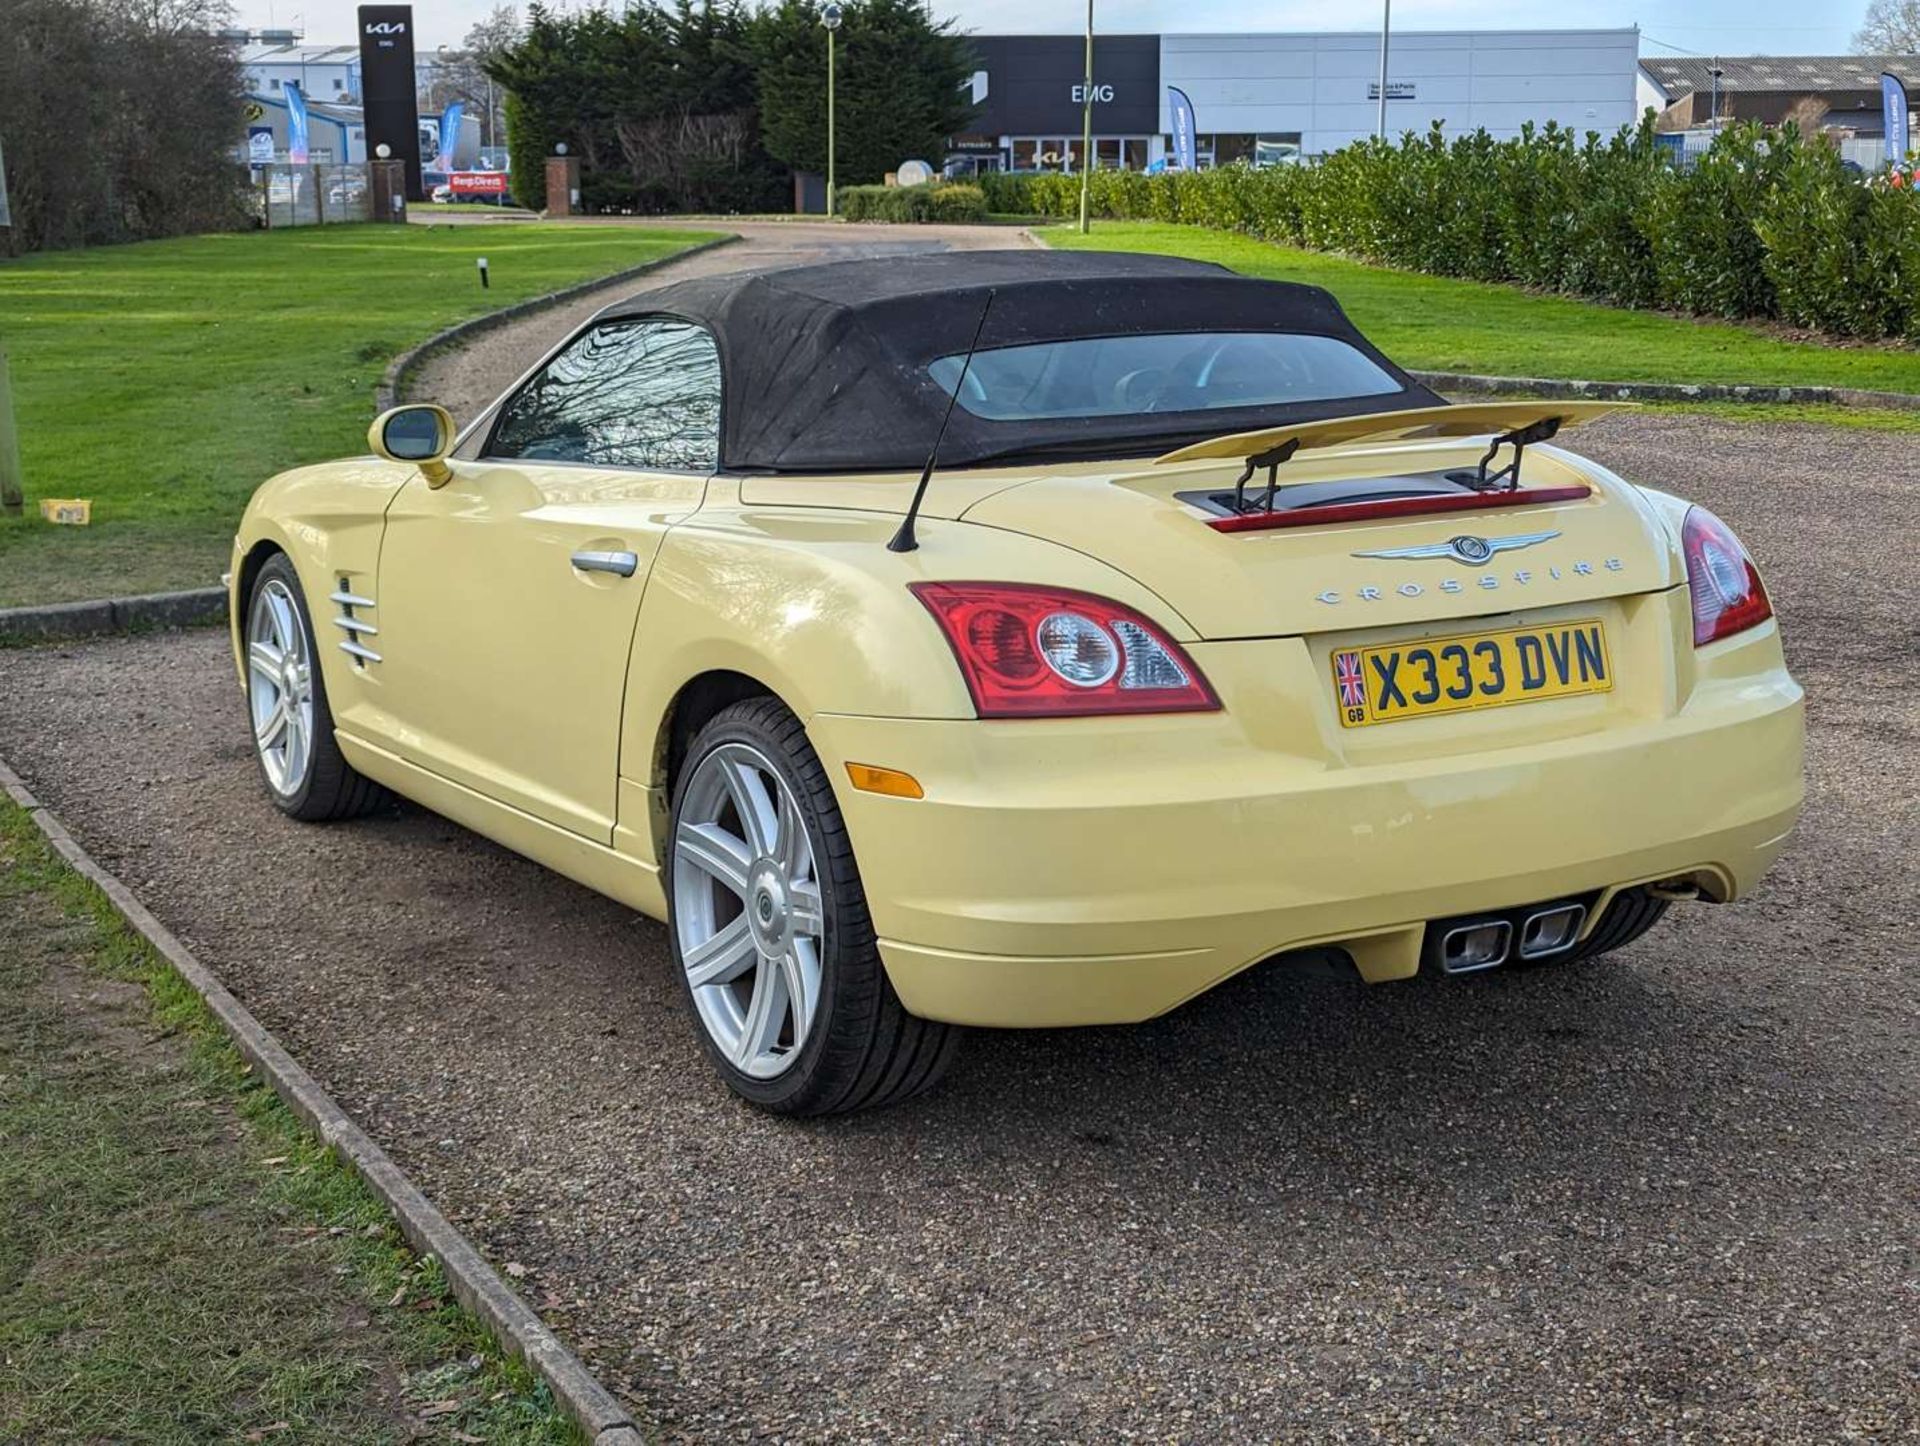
[244,553,389,822]
[667,697,959,1115]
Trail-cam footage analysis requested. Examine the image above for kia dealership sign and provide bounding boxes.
[358,5,423,200]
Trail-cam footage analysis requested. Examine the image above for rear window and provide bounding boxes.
[928,332,1401,421]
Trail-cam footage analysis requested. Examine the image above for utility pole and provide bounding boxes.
[1077,0,1094,234]
[0,136,18,518]
[1376,0,1392,140]
[0,345,20,518]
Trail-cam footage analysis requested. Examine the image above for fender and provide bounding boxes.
[227,456,418,740]
[614,487,1199,874]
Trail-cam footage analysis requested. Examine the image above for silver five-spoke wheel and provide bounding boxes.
[247,577,315,797]
[672,742,825,1080]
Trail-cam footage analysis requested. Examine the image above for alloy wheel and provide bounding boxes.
[673,742,825,1080]
[247,578,315,797]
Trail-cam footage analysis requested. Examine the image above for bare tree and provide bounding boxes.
[0,0,246,254]
[1783,96,1834,134]
[423,5,521,150]
[1854,0,1920,52]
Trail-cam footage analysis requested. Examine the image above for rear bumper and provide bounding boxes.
[806,613,1803,1028]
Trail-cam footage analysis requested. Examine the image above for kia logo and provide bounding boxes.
[365,21,406,33]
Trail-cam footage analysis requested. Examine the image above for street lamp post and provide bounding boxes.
[822,4,842,218]
[1376,0,1392,140]
[1077,0,1093,234]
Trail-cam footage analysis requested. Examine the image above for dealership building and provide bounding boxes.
[946,28,1643,173]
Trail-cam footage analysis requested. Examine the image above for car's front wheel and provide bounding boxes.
[667,697,958,1114]
[244,553,388,821]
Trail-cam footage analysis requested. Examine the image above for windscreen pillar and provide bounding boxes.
[545,156,581,217]
[369,160,408,222]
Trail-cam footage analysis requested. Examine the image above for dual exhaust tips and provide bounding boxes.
[1429,901,1587,975]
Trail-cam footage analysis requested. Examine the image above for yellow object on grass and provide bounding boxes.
[38,498,91,525]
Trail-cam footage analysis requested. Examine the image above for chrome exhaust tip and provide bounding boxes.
[1436,919,1512,975]
[1517,902,1586,960]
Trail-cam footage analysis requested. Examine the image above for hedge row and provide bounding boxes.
[836,182,987,222]
[978,121,1920,343]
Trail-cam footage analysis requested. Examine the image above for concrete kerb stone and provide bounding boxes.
[1411,370,1920,411]
[0,587,228,645]
[0,755,648,1446]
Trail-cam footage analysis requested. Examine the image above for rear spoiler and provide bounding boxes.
[1153,400,1629,467]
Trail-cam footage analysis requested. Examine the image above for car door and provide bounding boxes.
[366,317,721,841]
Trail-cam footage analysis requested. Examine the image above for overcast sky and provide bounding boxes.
[239,0,1864,57]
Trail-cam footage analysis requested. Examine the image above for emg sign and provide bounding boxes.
[1071,83,1117,104]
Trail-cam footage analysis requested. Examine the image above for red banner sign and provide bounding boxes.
[448,171,509,196]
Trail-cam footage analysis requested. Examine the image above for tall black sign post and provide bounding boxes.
[358,5,423,201]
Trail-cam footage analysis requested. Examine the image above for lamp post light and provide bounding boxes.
[821,4,842,218]
[1376,0,1392,140]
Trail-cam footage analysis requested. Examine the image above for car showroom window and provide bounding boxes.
[928,332,1402,421]
[487,319,721,470]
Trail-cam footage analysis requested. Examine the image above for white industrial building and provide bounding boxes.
[1161,29,1643,158]
[947,27,1645,173]
[236,38,362,101]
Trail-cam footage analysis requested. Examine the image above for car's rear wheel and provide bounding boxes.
[667,697,958,1115]
[245,554,388,821]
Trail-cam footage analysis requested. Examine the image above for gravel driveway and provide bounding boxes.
[2,293,1914,1438]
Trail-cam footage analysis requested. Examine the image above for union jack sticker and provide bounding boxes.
[1334,649,1367,720]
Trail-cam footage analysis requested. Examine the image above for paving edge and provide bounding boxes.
[1409,370,1920,411]
[0,755,646,1446]
[376,232,741,410]
[0,587,228,645]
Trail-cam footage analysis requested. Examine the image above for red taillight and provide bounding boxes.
[1682,504,1773,646]
[910,582,1220,718]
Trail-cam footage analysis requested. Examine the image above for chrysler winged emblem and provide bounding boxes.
[1352,530,1560,565]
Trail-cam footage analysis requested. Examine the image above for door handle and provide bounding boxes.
[572,549,638,578]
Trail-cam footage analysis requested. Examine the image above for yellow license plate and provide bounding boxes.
[1331,620,1612,728]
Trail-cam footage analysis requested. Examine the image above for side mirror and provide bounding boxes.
[369,404,457,487]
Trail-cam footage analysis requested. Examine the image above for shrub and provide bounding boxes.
[836,181,986,222]
[928,183,987,222]
[963,124,1920,346]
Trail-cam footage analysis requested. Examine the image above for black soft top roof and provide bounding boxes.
[598,249,1441,473]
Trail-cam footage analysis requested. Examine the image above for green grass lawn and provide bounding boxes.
[0,800,578,1443]
[0,222,720,606]
[1042,223,1920,396]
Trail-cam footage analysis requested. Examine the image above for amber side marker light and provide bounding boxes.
[846,763,924,799]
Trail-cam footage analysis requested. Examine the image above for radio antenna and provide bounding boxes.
[889,288,995,554]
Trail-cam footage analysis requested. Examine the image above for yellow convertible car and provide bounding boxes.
[229,252,1802,1113]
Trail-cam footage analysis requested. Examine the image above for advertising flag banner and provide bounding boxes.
[1168,86,1197,171]
[285,82,311,165]
[433,101,463,171]
[1884,73,1911,164]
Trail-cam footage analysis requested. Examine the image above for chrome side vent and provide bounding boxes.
[331,580,381,665]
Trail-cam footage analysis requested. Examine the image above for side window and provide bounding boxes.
[486,319,721,471]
